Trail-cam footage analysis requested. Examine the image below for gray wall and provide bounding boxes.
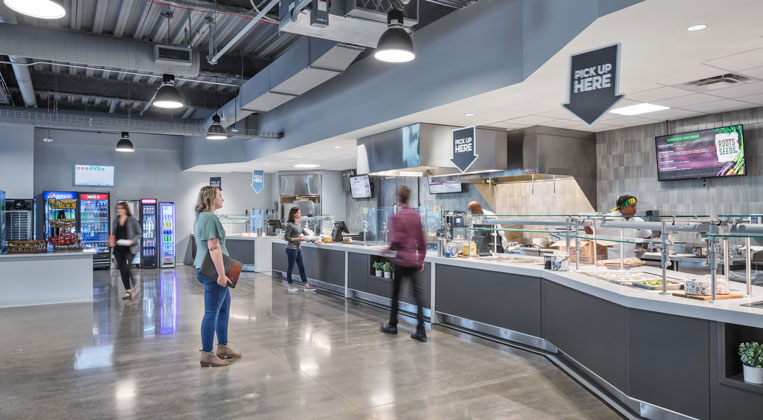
[32,128,275,263]
[320,170,346,222]
[596,106,763,216]
[0,123,34,198]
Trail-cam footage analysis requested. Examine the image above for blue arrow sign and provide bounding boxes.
[451,126,479,173]
[251,170,265,193]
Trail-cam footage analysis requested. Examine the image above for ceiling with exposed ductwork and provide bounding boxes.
[0,0,469,122]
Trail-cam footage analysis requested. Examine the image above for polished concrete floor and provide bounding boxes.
[0,266,621,420]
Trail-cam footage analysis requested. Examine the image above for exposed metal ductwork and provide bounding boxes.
[208,36,363,129]
[0,6,37,108]
[0,23,201,77]
[0,106,283,138]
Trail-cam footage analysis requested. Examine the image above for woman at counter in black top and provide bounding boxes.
[284,207,316,294]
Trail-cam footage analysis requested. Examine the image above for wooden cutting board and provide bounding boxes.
[672,292,745,301]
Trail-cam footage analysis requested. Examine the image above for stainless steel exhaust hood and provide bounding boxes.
[356,123,508,177]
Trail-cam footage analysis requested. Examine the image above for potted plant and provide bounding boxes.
[739,341,763,384]
[382,262,393,279]
[373,261,384,277]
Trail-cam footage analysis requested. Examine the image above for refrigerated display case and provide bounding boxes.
[4,199,35,241]
[116,199,140,266]
[159,202,176,268]
[79,193,110,269]
[0,190,6,252]
[42,191,80,251]
[140,198,158,268]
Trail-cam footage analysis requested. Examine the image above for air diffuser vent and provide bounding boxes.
[679,73,756,91]
[154,45,193,66]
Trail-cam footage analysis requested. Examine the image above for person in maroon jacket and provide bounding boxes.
[380,186,428,342]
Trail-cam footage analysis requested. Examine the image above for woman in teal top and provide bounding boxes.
[194,186,241,367]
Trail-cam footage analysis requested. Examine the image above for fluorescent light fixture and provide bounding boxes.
[153,74,184,109]
[398,171,424,177]
[294,164,319,168]
[4,0,66,19]
[465,113,475,117]
[610,103,670,116]
[375,9,415,63]
[687,24,707,31]
[116,132,134,152]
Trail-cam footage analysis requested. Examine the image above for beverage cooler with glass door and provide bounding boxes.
[159,202,176,268]
[42,191,80,251]
[140,199,158,268]
[79,193,110,269]
[0,190,6,252]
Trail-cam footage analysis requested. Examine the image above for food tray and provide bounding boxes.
[631,281,683,291]
[672,292,745,301]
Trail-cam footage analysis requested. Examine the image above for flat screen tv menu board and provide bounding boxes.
[350,175,372,199]
[655,125,745,181]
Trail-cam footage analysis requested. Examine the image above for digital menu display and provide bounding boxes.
[655,125,745,181]
[350,175,372,199]
[429,179,463,194]
[74,165,115,187]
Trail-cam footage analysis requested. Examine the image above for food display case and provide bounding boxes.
[159,202,175,268]
[79,193,110,269]
[139,199,158,268]
[42,191,81,252]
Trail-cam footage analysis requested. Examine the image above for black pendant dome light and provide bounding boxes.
[153,74,184,109]
[116,132,134,152]
[4,0,66,19]
[206,114,228,140]
[375,8,415,63]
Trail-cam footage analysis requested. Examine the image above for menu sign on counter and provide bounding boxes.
[563,43,624,125]
[451,126,478,173]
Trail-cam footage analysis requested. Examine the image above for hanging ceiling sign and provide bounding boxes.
[562,43,624,125]
[451,126,479,173]
[210,177,222,190]
[251,170,265,194]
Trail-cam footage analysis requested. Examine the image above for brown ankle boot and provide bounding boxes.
[200,350,230,367]
[216,344,242,359]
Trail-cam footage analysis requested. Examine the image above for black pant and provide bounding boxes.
[389,264,425,329]
[114,247,135,291]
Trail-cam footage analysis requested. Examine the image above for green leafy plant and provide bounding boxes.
[382,262,393,273]
[372,261,384,271]
[739,342,763,368]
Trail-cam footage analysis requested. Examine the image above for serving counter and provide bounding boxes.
[0,251,94,308]
[272,240,763,420]
[189,234,272,272]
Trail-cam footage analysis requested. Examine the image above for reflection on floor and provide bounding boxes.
[0,266,621,420]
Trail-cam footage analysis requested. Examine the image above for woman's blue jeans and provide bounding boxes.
[285,248,308,285]
[196,268,230,352]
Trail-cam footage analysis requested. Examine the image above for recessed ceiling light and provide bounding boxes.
[264,162,270,165]
[465,113,475,117]
[294,164,319,168]
[610,103,670,116]
[687,24,707,31]
[334,146,341,149]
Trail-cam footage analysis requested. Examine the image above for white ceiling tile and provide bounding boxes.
[739,66,763,80]
[536,109,576,119]
[737,93,763,105]
[707,81,763,99]
[704,47,763,72]
[652,93,724,107]
[681,99,753,113]
[503,115,558,125]
[626,86,695,102]
[539,119,581,128]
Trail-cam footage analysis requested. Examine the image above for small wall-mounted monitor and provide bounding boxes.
[655,125,745,181]
[428,178,463,194]
[74,165,115,187]
[350,175,373,199]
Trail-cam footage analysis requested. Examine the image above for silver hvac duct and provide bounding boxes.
[0,22,200,77]
[206,37,363,129]
[0,6,36,107]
